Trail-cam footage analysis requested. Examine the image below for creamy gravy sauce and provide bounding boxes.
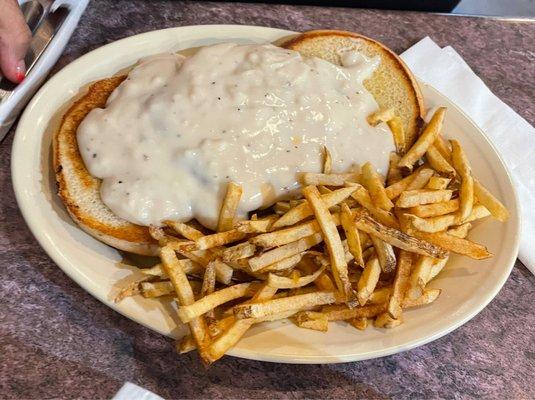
[77,43,394,229]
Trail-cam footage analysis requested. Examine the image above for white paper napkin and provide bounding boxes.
[400,37,535,273]
[112,382,164,400]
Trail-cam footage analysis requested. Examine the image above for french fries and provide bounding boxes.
[218,182,243,232]
[303,186,353,302]
[112,105,507,365]
[398,107,446,170]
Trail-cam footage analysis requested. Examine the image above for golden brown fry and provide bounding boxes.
[177,335,196,354]
[425,176,451,190]
[322,146,332,174]
[387,250,412,319]
[349,317,369,330]
[267,266,325,289]
[408,204,490,233]
[234,291,338,320]
[272,186,359,229]
[434,134,452,162]
[323,303,386,321]
[340,204,365,267]
[361,162,394,211]
[398,107,446,170]
[302,186,353,301]
[426,145,456,178]
[353,209,448,259]
[235,215,278,233]
[387,116,406,155]
[409,199,459,218]
[221,242,256,262]
[370,236,397,273]
[248,233,323,272]
[294,311,329,332]
[164,220,204,240]
[357,256,381,305]
[401,288,441,308]
[374,312,403,328]
[140,281,174,298]
[406,256,435,300]
[367,107,396,126]
[447,222,472,238]
[160,246,210,364]
[410,229,492,260]
[258,253,304,273]
[474,179,509,222]
[451,139,474,222]
[385,168,434,199]
[140,263,168,278]
[178,282,263,323]
[252,213,341,248]
[301,172,360,186]
[195,229,246,250]
[396,189,453,208]
[218,182,243,232]
[387,153,403,186]
[350,185,399,228]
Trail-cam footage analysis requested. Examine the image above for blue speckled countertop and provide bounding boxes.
[1,1,534,399]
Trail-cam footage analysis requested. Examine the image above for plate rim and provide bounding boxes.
[11,24,521,364]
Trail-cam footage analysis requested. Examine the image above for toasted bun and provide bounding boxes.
[280,30,425,146]
[54,76,159,256]
[54,30,424,255]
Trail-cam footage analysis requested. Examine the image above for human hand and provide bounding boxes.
[0,0,32,83]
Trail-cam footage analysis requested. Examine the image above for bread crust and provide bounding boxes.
[54,75,159,256]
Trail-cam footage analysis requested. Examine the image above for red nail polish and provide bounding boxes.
[15,71,25,83]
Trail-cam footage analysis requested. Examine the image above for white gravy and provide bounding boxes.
[77,43,394,229]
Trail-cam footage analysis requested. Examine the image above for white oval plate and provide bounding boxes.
[12,25,520,364]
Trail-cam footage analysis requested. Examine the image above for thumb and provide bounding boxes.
[0,0,32,83]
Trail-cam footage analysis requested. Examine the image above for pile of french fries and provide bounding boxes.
[115,106,509,365]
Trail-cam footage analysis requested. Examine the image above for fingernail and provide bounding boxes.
[15,60,26,83]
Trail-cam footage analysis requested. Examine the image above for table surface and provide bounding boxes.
[1,1,534,399]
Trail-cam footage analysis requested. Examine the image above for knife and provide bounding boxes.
[0,0,89,141]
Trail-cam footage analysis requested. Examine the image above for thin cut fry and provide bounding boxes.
[387,116,406,155]
[294,311,329,332]
[302,186,353,301]
[407,205,490,233]
[160,246,210,364]
[350,185,399,228]
[426,145,456,178]
[410,229,492,260]
[361,162,394,211]
[357,256,381,305]
[248,233,323,272]
[385,168,434,199]
[447,222,472,238]
[398,107,446,170]
[370,235,397,273]
[272,186,359,228]
[340,204,364,267]
[402,288,441,308]
[221,242,256,262]
[251,213,341,248]
[451,139,474,222]
[323,303,386,321]
[141,281,174,298]
[218,182,243,232]
[195,229,246,250]
[387,153,403,186]
[322,146,332,174]
[353,209,448,258]
[164,220,204,240]
[387,250,412,318]
[406,256,435,299]
[396,189,453,208]
[178,282,262,323]
[374,312,402,328]
[349,317,369,330]
[474,179,509,222]
[234,291,338,320]
[434,134,452,161]
[301,172,360,186]
[409,199,459,218]
[235,215,278,233]
[267,266,325,289]
[258,253,303,273]
[425,176,451,190]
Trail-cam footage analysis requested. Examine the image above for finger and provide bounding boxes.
[0,0,32,83]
